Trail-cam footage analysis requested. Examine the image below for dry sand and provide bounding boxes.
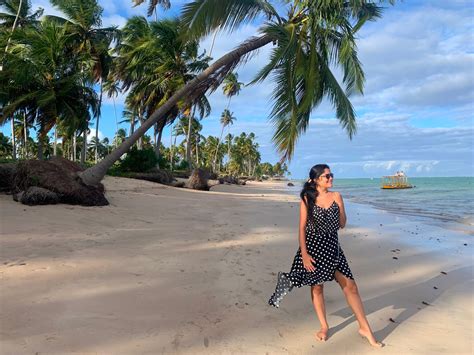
[0,177,472,354]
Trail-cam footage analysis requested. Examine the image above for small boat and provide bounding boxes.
[381,172,413,189]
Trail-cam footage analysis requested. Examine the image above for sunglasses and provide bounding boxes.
[320,173,334,180]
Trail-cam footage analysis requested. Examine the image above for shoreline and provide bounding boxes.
[283,179,474,236]
[0,177,472,353]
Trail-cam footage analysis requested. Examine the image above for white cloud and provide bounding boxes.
[87,129,105,141]
[102,14,127,29]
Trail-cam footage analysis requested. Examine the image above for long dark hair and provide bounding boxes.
[300,164,330,222]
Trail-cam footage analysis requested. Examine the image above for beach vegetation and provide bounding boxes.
[1,0,394,203]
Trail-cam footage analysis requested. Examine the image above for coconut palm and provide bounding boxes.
[0,0,43,61]
[113,128,127,147]
[132,0,170,18]
[103,78,121,147]
[0,132,13,158]
[46,0,118,163]
[222,72,243,109]
[79,0,392,186]
[13,111,34,158]
[0,0,43,30]
[0,20,99,160]
[212,108,235,172]
[113,16,211,165]
[1,0,43,158]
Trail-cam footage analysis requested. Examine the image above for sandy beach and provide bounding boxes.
[0,177,472,354]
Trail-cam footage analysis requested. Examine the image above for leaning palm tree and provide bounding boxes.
[79,0,393,186]
[213,109,235,172]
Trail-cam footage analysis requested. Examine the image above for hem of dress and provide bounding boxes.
[289,269,355,288]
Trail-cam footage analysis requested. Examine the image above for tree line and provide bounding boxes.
[1,0,392,186]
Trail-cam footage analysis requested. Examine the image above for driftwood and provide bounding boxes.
[126,170,174,185]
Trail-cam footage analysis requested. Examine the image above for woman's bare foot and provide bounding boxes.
[316,328,329,341]
[358,328,383,347]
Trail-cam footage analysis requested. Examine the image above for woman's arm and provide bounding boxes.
[335,192,347,229]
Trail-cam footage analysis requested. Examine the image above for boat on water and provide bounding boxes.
[381,171,413,189]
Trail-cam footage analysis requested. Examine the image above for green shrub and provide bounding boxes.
[157,155,170,170]
[175,160,190,170]
[120,147,158,172]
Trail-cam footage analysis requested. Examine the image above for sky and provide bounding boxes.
[2,0,473,178]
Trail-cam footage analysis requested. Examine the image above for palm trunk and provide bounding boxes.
[130,115,135,141]
[23,111,28,158]
[95,79,103,163]
[213,125,225,172]
[208,26,220,57]
[113,97,119,148]
[80,129,87,164]
[186,106,196,167]
[2,0,22,67]
[169,123,174,171]
[79,34,273,186]
[154,120,165,167]
[196,135,200,166]
[53,123,58,156]
[137,108,144,150]
[10,118,16,160]
[73,133,77,162]
[37,135,43,160]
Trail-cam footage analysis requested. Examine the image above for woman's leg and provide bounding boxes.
[310,284,329,341]
[334,270,383,347]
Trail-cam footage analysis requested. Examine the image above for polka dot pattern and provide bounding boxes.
[287,201,354,288]
[269,200,355,307]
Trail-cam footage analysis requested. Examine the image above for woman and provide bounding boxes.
[268,164,383,347]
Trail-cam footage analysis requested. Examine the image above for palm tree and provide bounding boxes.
[0,0,43,62]
[103,78,121,147]
[0,0,43,30]
[13,111,34,158]
[1,0,43,158]
[132,0,170,19]
[113,128,127,147]
[113,16,210,162]
[222,72,243,109]
[0,132,13,158]
[224,132,233,168]
[47,0,118,164]
[79,0,392,186]
[213,108,235,172]
[0,20,99,160]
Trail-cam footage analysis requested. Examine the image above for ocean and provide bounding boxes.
[287,177,474,232]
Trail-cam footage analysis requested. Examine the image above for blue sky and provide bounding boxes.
[2,0,473,178]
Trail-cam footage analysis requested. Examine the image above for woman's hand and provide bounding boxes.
[302,253,316,272]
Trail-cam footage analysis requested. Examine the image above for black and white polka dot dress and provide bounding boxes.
[268,200,354,308]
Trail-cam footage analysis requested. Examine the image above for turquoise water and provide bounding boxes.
[288,177,474,228]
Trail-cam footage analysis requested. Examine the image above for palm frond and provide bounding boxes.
[319,53,357,139]
[181,0,278,40]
